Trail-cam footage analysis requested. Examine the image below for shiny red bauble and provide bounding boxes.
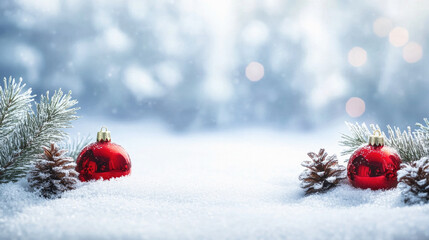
[76,128,131,182]
[347,144,401,190]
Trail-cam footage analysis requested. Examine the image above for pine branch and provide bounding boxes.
[339,122,381,157]
[0,77,34,139]
[340,122,429,163]
[416,118,429,146]
[386,125,429,164]
[61,134,92,161]
[0,89,78,183]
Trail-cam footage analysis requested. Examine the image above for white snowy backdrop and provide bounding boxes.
[2,0,429,239]
[1,0,429,130]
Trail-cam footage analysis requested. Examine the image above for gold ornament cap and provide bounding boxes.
[369,130,384,146]
[97,126,111,142]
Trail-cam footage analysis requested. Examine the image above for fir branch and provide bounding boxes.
[386,125,429,164]
[61,134,92,161]
[416,118,429,146]
[340,122,429,163]
[0,77,33,139]
[339,122,381,157]
[0,89,78,183]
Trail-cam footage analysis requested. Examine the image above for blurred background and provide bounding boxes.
[1,0,428,131]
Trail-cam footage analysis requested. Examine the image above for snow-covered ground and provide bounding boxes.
[1,121,429,240]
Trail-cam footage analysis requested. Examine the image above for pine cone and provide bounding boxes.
[398,157,429,204]
[299,148,346,194]
[28,144,79,198]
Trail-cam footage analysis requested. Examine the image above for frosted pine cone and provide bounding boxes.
[299,148,346,194]
[398,157,429,204]
[28,144,79,198]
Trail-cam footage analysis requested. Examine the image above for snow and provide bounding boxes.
[1,122,429,239]
[326,176,337,183]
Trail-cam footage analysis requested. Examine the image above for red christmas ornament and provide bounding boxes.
[347,130,401,190]
[76,127,131,181]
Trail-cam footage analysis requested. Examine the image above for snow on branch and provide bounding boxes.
[61,134,92,161]
[339,122,381,157]
[0,79,79,183]
[340,122,429,163]
[0,77,33,139]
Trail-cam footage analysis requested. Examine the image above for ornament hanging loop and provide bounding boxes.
[369,129,384,146]
[97,126,111,142]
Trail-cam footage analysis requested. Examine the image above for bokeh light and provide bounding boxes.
[373,17,393,37]
[2,0,429,131]
[346,97,365,118]
[245,62,265,82]
[348,47,367,67]
[389,27,409,47]
[403,42,423,63]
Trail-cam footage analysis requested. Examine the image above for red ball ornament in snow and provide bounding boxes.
[347,130,401,190]
[76,127,131,181]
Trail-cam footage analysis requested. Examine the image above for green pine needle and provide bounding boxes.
[0,78,79,183]
[0,77,33,138]
[62,134,93,161]
[340,121,429,163]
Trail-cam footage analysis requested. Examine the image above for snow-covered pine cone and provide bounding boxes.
[398,157,429,204]
[299,148,346,194]
[27,143,79,198]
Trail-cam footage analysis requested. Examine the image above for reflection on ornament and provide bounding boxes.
[347,130,401,190]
